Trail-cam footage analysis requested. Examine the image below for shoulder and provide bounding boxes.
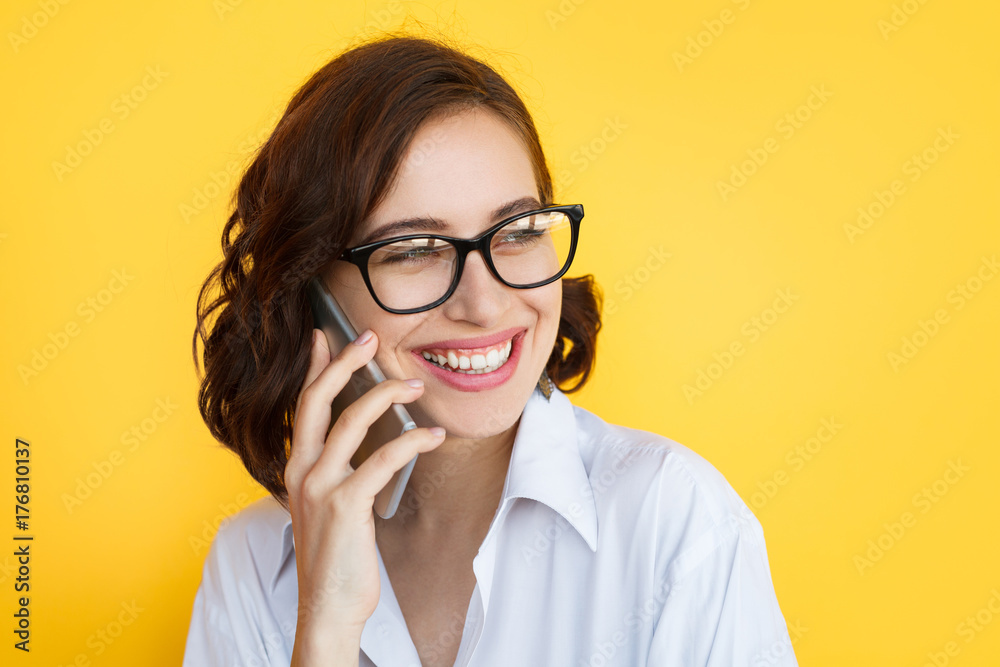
[185,496,296,664]
[571,403,764,558]
[573,403,748,520]
[199,494,293,592]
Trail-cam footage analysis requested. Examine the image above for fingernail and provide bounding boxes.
[405,378,423,388]
[429,427,446,437]
[354,329,373,345]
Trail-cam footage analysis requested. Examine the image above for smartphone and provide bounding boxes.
[305,276,418,519]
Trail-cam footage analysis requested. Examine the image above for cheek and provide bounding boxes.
[378,316,434,377]
[328,263,362,293]
[374,350,402,378]
[521,282,562,352]
[324,269,370,330]
[323,268,424,377]
[531,282,562,326]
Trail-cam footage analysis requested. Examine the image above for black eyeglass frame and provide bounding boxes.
[337,203,585,314]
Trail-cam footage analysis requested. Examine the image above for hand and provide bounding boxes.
[284,328,445,664]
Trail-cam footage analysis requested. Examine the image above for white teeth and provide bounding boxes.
[420,336,516,374]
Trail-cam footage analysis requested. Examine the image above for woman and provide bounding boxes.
[185,34,797,667]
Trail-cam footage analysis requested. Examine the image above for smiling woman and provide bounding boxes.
[185,33,797,667]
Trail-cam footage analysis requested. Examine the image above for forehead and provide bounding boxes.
[355,108,539,243]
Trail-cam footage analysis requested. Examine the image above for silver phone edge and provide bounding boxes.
[307,276,420,520]
[375,425,418,520]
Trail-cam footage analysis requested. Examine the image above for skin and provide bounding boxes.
[313,106,562,664]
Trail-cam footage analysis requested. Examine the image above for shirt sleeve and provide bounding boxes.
[645,506,798,667]
[182,525,292,667]
[182,564,241,667]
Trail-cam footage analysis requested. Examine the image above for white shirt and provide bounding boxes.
[183,385,798,666]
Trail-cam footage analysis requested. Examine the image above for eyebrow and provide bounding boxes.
[356,196,542,246]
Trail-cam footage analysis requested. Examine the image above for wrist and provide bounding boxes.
[292,622,363,666]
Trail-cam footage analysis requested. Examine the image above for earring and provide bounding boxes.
[537,368,555,401]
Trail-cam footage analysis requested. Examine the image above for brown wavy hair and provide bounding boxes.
[192,34,603,506]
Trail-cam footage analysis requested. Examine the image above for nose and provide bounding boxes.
[440,248,510,326]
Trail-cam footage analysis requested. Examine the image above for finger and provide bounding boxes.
[289,329,377,474]
[311,377,426,477]
[288,329,333,484]
[337,426,446,506]
[294,329,379,447]
[294,329,329,417]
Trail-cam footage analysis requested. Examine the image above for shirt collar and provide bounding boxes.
[269,384,599,595]
[497,384,599,551]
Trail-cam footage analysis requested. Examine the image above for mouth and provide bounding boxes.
[419,336,514,374]
[412,329,526,389]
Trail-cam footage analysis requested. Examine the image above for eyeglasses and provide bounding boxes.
[337,204,584,314]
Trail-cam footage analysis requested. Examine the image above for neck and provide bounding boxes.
[375,418,519,540]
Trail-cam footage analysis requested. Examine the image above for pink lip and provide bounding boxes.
[418,327,526,351]
[412,330,526,391]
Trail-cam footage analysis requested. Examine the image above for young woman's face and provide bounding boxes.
[323,107,561,439]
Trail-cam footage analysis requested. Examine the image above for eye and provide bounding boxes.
[380,247,432,264]
[371,239,453,266]
[494,212,563,249]
[498,228,544,246]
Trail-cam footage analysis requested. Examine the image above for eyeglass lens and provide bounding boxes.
[365,210,573,311]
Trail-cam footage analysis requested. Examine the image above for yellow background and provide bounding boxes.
[3,0,998,664]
